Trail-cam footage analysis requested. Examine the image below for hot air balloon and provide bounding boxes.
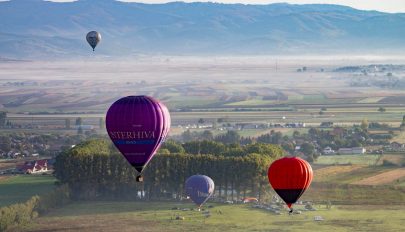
[267,157,313,213]
[185,175,215,209]
[106,96,171,182]
[86,31,101,51]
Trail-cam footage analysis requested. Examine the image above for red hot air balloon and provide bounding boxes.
[106,96,171,182]
[267,157,313,213]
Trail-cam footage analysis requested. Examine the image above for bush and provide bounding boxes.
[382,160,397,167]
[0,185,70,231]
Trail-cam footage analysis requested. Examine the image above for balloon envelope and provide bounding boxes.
[106,96,170,174]
[86,31,101,51]
[267,157,313,208]
[185,175,215,207]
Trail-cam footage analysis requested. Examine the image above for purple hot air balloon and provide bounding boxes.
[106,96,171,182]
[185,175,215,208]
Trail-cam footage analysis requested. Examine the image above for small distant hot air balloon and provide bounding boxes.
[106,96,171,182]
[267,157,313,213]
[86,31,101,51]
[185,175,215,209]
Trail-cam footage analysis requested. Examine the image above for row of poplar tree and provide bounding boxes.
[55,139,283,202]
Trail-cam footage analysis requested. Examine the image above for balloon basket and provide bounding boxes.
[136,175,144,182]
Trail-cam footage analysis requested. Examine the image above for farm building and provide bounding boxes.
[322,146,335,155]
[338,147,366,155]
[17,159,48,174]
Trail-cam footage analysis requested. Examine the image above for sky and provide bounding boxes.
[24,0,405,13]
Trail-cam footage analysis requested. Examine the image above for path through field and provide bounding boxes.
[353,168,405,185]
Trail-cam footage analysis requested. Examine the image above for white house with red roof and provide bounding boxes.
[17,159,48,174]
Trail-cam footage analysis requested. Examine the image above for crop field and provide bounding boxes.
[352,168,405,185]
[312,166,399,185]
[1,60,405,129]
[0,175,56,207]
[391,131,405,143]
[12,201,403,232]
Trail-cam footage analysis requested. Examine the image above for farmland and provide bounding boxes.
[1,58,405,131]
[352,168,405,185]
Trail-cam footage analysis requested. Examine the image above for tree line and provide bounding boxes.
[55,139,283,202]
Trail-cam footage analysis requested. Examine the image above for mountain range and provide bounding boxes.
[1,0,405,59]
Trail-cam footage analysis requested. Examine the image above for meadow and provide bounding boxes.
[18,201,405,232]
[0,175,56,207]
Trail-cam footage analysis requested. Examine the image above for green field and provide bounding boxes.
[18,201,405,232]
[315,155,381,165]
[0,175,56,207]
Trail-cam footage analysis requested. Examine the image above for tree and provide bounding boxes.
[0,136,11,151]
[183,141,201,154]
[0,111,6,128]
[319,110,324,115]
[199,141,226,155]
[201,130,214,141]
[378,107,386,113]
[65,119,71,129]
[245,143,284,159]
[99,118,105,129]
[161,140,185,154]
[182,130,193,142]
[215,130,240,144]
[75,117,83,126]
[292,130,300,138]
[198,118,205,124]
[301,143,315,157]
[77,126,83,135]
[217,118,225,123]
[281,142,295,154]
[360,118,369,130]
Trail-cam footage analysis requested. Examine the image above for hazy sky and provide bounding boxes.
[29,1,405,13]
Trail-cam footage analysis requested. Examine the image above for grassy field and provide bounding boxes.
[313,165,364,182]
[0,175,56,207]
[315,155,381,166]
[17,201,405,232]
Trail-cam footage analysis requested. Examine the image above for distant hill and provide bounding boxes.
[1,0,405,59]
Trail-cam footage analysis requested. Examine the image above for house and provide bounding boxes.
[338,147,366,155]
[17,159,48,174]
[322,146,335,155]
